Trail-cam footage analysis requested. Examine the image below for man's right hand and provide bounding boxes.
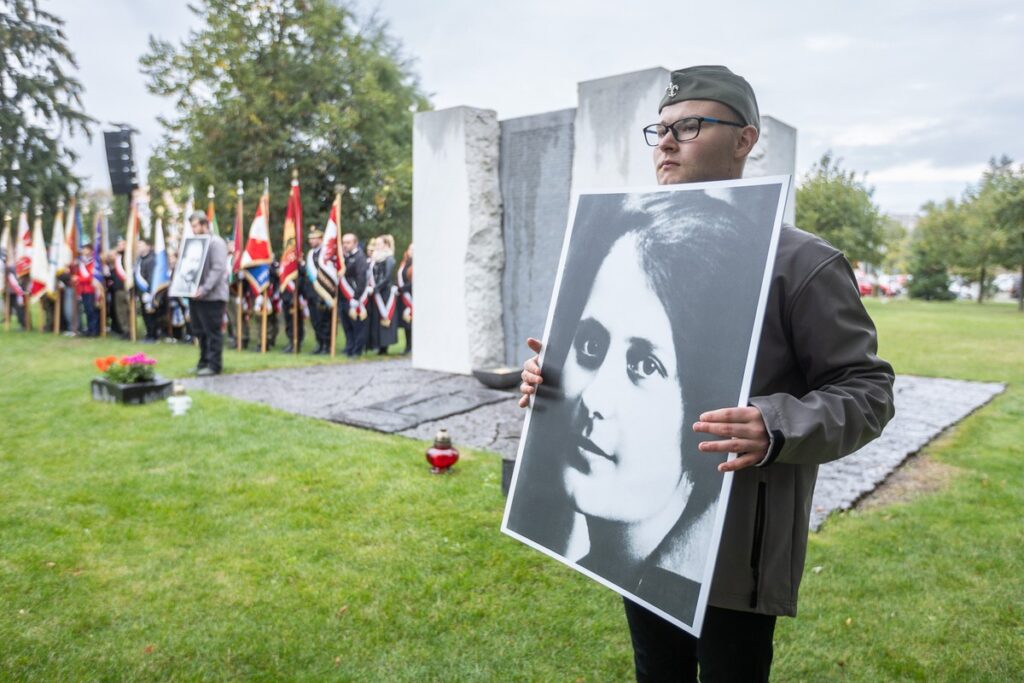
[518,337,544,408]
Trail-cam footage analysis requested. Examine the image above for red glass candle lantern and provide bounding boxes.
[426,428,459,474]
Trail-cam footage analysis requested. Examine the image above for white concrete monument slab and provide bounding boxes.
[745,116,798,224]
[412,106,504,375]
[571,67,671,192]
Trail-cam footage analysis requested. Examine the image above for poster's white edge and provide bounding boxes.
[500,174,792,638]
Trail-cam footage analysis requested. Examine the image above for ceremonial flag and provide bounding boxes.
[151,214,170,301]
[100,208,111,256]
[182,186,195,240]
[57,197,78,273]
[314,191,344,305]
[231,186,244,276]
[29,210,49,301]
[91,213,105,294]
[119,200,139,291]
[279,175,303,291]
[240,190,273,295]
[0,219,7,296]
[207,186,220,237]
[0,218,13,297]
[15,208,31,277]
[46,205,64,296]
[2,217,23,297]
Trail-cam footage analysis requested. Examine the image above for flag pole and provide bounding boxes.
[53,199,64,336]
[290,170,299,355]
[260,179,268,356]
[3,211,11,332]
[330,184,346,358]
[68,196,80,337]
[236,180,244,352]
[128,199,137,343]
[100,209,109,339]
[29,203,42,332]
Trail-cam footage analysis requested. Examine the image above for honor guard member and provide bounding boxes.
[368,235,399,354]
[134,238,163,342]
[73,244,100,337]
[519,65,895,682]
[281,256,305,353]
[340,233,369,357]
[109,236,129,337]
[302,227,331,354]
[247,264,280,351]
[396,243,413,355]
[226,241,249,349]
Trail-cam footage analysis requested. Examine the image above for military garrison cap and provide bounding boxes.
[659,65,760,131]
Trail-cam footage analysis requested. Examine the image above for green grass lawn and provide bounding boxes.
[1,299,1022,681]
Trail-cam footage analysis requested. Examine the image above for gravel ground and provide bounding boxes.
[186,363,1003,530]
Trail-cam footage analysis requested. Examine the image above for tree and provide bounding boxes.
[907,199,959,301]
[140,0,429,252]
[986,159,1024,311]
[796,152,886,266]
[0,0,94,211]
[956,158,1012,304]
[879,215,910,274]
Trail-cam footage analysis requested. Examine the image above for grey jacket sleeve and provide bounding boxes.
[749,254,895,466]
[197,237,229,301]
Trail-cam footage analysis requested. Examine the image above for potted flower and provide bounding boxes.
[91,353,173,404]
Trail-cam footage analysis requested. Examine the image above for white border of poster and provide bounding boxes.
[501,175,790,637]
[169,235,210,299]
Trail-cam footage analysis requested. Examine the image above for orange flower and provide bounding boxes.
[93,356,119,373]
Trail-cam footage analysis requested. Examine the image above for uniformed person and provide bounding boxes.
[301,227,331,354]
[340,233,369,357]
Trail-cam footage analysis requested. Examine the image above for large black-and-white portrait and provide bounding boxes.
[501,176,789,636]
[169,235,210,298]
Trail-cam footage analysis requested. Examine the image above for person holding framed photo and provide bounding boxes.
[517,66,895,682]
[188,211,228,376]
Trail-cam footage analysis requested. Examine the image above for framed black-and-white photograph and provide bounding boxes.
[169,235,210,298]
[501,176,790,636]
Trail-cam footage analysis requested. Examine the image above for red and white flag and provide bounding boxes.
[15,209,31,278]
[29,211,50,301]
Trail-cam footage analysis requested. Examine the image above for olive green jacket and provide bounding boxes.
[710,225,895,617]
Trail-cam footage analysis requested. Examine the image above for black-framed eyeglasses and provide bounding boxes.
[642,116,745,146]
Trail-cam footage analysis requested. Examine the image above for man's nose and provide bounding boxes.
[657,130,678,152]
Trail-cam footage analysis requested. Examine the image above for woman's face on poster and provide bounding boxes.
[561,233,686,523]
[181,243,203,281]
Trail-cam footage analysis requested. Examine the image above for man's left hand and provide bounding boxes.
[693,406,770,472]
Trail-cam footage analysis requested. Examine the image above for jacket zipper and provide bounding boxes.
[749,481,767,609]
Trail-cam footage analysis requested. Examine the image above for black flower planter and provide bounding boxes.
[91,376,173,405]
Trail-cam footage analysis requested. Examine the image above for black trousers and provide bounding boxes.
[80,293,99,337]
[191,299,226,373]
[142,301,165,340]
[624,599,776,683]
[282,291,304,347]
[341,310,367,356]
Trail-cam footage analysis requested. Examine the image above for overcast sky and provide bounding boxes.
[48,0,1023,215]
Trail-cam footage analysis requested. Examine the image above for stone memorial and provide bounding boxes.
[412,67,798,376]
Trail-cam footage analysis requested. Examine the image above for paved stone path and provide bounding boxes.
[809,375,1003,529]
[186,362,1004,530]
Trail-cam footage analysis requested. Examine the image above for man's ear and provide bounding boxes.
[735,125,759,160]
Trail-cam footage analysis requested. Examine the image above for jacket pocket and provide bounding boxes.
[749,480,767,608]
